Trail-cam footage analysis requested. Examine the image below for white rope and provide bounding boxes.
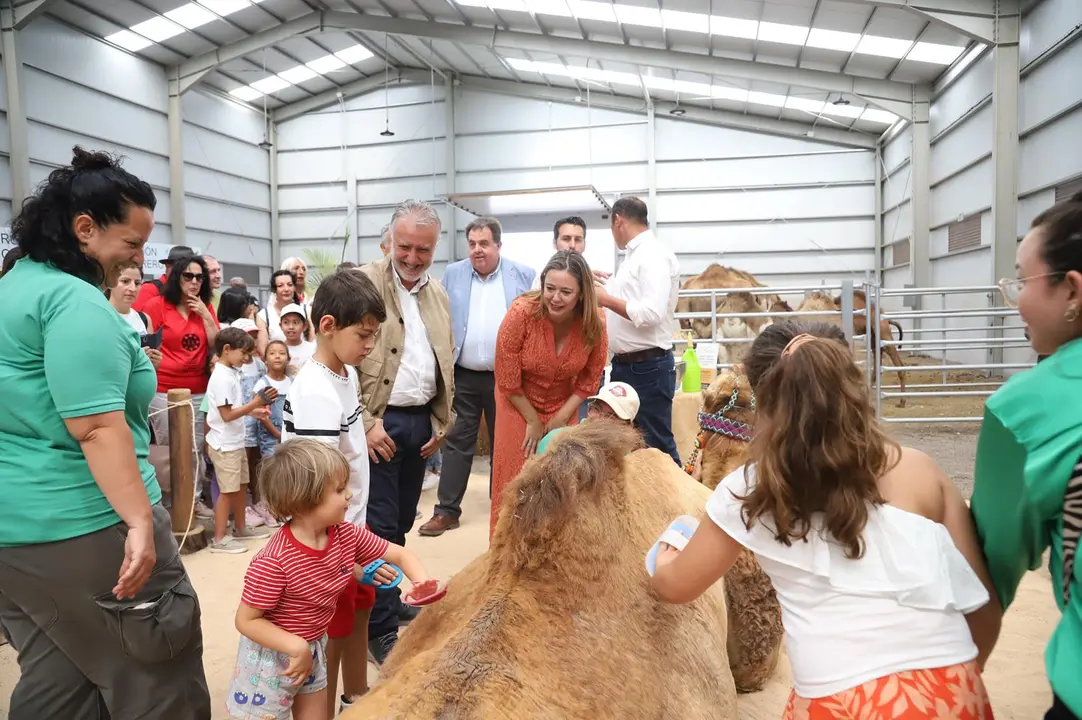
[147,399,199,552]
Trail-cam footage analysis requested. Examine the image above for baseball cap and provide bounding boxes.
[230,318,258,334]
[164,245,195,264]
[588,381,640,421]
[280,303,307,320]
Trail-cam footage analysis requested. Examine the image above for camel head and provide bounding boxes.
[694,370,756,491]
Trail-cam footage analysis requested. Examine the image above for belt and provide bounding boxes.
[385,404,431,415]
[611,347,669,364]
[455,364,495,374]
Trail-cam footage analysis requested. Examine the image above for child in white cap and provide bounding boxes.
[535,381,640,454]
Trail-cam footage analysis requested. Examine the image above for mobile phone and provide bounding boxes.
[141,328,163,350]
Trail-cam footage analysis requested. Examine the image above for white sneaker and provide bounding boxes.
[194,502,214,519]
[233,526,272,540]
[422,471,439,492]
[255,502,281,527]
[245,506,265,528]
[209,536,247,554]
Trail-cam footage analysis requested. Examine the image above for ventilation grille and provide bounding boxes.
[948,215,981,252]
[1055,176,1082,202]
[892,239,910,266]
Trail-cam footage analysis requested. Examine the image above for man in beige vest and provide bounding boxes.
[355,199,456,665]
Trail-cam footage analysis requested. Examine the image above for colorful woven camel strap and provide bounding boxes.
[683,387,756,477]
[683,432,706,475]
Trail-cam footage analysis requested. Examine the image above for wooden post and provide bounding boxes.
[167,388,207,553]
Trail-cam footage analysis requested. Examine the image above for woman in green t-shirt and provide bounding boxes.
[971,191,1082,720]
[0,147,210,718]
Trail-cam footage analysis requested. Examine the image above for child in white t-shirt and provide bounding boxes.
[206,327,276,555]
[281,269,386,717]
[279,302,315,376]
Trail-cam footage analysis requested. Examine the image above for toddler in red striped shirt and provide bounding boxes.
[227,439,431,720]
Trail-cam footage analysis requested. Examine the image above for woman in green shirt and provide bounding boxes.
[0,147,210,718]
[971,190,1082,720]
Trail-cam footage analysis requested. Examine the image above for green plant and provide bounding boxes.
[301,226,352,292]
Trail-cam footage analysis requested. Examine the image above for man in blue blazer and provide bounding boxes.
[419,217,535,536]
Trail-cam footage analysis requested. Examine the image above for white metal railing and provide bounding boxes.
[675,281,1037,424]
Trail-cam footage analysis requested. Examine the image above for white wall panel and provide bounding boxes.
[1020,38,1082,132]
[185,164,270,211]
[677,251,873,278]
[655,117,838,160]
[930,158,991,228]
[279,142,445,184]
[656,185,872,223]
[183,123,268,184]
[181,90,264,144]
[27,123,170,188]
[456,124,648,171]
[882,202,912,244]
[277,102,446,151]
[189,229,271,266]
[344,84,444,112]
[1022,0,1082,66]
[881,167,913,210]
[927,248,993,365]
[455,164,645,194]
[456,90,643,134]
[660,218,873,254]
[278,184,349,212]
[657,151,873,189]
[882,126,912,174]
[1018,188,1057,236]
[930,105,992,184]
[929,53,992,137]
[1019,109,1082,194]
[185,196,270,238]
[280,211,352,242]
[357,175,446,208]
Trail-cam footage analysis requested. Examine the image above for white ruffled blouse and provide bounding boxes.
[707,465,989,698]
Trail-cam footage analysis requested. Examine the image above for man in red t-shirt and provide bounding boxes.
[133,245,193,312]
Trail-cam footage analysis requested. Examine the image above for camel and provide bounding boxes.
[794,290,908,407]
[677,264,792,341]
[345,422,783,719]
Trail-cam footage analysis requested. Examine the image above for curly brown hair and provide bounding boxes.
[738,320,899,559]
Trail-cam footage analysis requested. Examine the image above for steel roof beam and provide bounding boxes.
[833,0,1021,45]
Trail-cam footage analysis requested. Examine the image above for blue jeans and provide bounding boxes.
[256,394,286,458]
[609,353,679,464]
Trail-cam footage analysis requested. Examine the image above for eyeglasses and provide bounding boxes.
[181,272,204,283]
[997,272,1061,307]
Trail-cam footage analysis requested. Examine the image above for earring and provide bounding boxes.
[1067,307,1079,323]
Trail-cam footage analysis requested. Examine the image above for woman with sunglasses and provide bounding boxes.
[142,254,220,509]
[971,191,1082,720]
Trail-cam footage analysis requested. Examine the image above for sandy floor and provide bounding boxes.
[0,457,1060,719]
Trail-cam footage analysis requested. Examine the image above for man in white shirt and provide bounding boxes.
[530,215,587,291]
[419,217,535,537]
[594,196,681,464]
[354,199,456,664]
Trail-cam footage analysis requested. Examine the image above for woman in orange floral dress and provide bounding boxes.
[490,250,608,537]
[651,321,1003,719]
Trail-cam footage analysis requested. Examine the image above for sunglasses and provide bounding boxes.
[181,272,204,283]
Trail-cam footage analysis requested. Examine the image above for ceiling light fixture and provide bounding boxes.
[832,98,851,106]
[669,106,686,116]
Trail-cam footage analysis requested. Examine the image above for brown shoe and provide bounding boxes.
[418,514,460,537]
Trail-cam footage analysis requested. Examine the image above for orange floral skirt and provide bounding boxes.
[784,662,994,719]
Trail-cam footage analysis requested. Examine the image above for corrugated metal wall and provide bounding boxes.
[276,83,876,287]
[1,17,271,279]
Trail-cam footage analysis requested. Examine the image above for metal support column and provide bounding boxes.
[167,78,187,247]
[646,102,657,212]
[444,75,458,262]
[990,5,1021,365]
[268,122,280,268]
[909,109,932,336]
[874,144,884,284]
[1,9,30,212]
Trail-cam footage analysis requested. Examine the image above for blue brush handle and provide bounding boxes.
[360,559,403,590]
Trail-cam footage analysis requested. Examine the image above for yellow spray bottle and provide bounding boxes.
[681,332,701,392]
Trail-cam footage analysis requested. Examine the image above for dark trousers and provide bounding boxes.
[435,366,496,519]
[610,352,679,464]
[0,504,210,720]
[367,405,431,641]
[1047,696,1080,720]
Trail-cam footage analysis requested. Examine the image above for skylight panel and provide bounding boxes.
[568,0,616,23]
[805,28,860,52]
[106,30,152,52]
[130,16,185,42]
[251,75,291,94]
[307,55,347,74]
[165,3,218,29]
[488,0,528,11]
[614,4,662,29]
[785,96,825,113]
[660,9,707,33]
[861,108,899,124]
[821,102,863,119]
[452,0,488,5]
[747,91,787,108]
[336,45,374,64]
[525,0,572,17]
[906,41,965,65]
[642,76,675,92]
[757,21,808,46]
[279,65,319,84]
[197,0,254,15]
[855,34,913,59]
[710,15,759,40]
[506,57,537,72]
[229,86,263,102]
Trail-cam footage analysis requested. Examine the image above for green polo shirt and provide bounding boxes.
[0,259,161,546]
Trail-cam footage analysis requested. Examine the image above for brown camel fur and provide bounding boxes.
[677,264,791,341]
[689,370,784,693]
[345,422,782,719]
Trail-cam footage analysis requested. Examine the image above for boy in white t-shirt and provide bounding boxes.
[206,327,276,554]
[281,269,387,716]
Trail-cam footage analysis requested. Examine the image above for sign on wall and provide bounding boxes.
[0,229,198,277]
